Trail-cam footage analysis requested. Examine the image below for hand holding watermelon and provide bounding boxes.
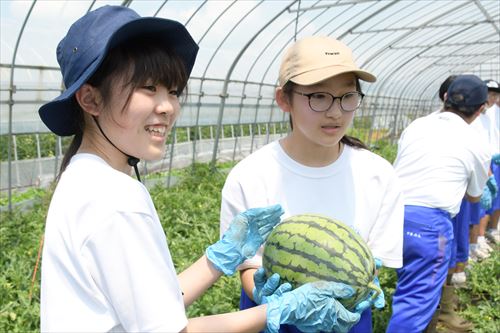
[206,204,284,275]
[253,267,292,304]
[486,175,498,198]
[480,185,493,210]
[354,258,385,313]
[265,280,360,333]
[492,153,500,165]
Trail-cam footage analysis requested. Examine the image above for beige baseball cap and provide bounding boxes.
[278,36,376,87]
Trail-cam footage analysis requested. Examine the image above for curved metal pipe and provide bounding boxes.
[7,0,36,212]
[210,1,297,167]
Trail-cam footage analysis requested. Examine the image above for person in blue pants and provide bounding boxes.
[387,75,491,333]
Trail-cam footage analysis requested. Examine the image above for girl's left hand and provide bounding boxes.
[206,204,284,275]
[354,258,385,313]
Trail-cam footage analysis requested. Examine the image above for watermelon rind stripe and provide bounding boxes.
[286,214,373,266]
[273,220,372,275]
[285,214,375,272]
[262,214,376,309]
[263,241,368,287]
[268,230,368,280]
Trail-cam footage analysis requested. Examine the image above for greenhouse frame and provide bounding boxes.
[1,0,499,210]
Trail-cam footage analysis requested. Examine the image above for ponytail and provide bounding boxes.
[57,100,84,181]
[340,135,368,150]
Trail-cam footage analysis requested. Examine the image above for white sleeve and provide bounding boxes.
[220,175,246,239]
[366,171,404,269]
[81,212,187,332]
[220,172,263,270]
[466,144,491,198]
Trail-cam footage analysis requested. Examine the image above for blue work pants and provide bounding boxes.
[386,205,453,333]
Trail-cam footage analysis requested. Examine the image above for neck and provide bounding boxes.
[77,119,131,176]
[91,116,141,181]
[280,135,343,167]
[78,136,131,174]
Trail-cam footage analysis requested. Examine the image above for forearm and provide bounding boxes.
[465,193,481,203]
[240,268,258,301]
[182,305,267,333]
[178,255,223,307]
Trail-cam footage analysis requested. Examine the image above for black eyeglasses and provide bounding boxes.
[293,91,365,112]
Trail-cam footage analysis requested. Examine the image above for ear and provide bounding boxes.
[275,87,292,114]
[75,84,102,116]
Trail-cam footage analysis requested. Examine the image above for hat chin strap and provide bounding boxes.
[92,116,141,182]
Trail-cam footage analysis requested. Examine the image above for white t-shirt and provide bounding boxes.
[484,104,500,154]
[220,141,404,269]
[41,154,187,332]
[472,109,499,155]
[394,112,490,217]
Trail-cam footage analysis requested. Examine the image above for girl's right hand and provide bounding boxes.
[253,267,292,304]
[265,281,360,333]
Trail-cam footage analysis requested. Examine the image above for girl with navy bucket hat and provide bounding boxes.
[39,6,361,332]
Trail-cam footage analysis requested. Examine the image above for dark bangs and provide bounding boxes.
[124,36,188,95]
[88,36,189,105]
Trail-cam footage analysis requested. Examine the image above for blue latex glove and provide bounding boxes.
[354,258,385,313]
[486,175,498,199]
[492,153,500,165]
[253,267,292,304]
[265,281,361,333]
[206,204,284,275]
[480,186,492,210]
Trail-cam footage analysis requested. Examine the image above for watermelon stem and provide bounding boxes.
[368,281,381,301]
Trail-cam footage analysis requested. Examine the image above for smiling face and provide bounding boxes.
[99,80,181,162]
[74,38,188,173]
[278,73,358,152]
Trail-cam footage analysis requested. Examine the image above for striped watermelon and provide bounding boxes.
[262,214,380,311]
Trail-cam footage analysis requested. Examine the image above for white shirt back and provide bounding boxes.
[394,112,490,217]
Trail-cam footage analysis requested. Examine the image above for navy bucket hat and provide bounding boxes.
[39,5,199,136]
[445,74,488,110]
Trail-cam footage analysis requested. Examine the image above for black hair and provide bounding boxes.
[58,36,188,179]
[281,79,369,150]
[438,75,458,102]
[443,101,483,118]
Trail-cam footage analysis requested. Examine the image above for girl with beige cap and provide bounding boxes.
[220,35,405,333]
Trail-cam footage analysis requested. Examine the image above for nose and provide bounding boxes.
[156,92,177,116]
[324,98,343,118]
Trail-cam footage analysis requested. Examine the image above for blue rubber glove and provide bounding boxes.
[486,175,498,199]
[354,258,385,313]
[206,204,284,275]
[253,267,292,305]
[492,153,500,165]
[480,186,492,210]
[265,281,361,333]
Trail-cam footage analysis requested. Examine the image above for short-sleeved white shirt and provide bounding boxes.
[472,109,499,155]
[41,154,187,332]
[394,112,490,217]
[483,104,500,154]
[220,141,404,269]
